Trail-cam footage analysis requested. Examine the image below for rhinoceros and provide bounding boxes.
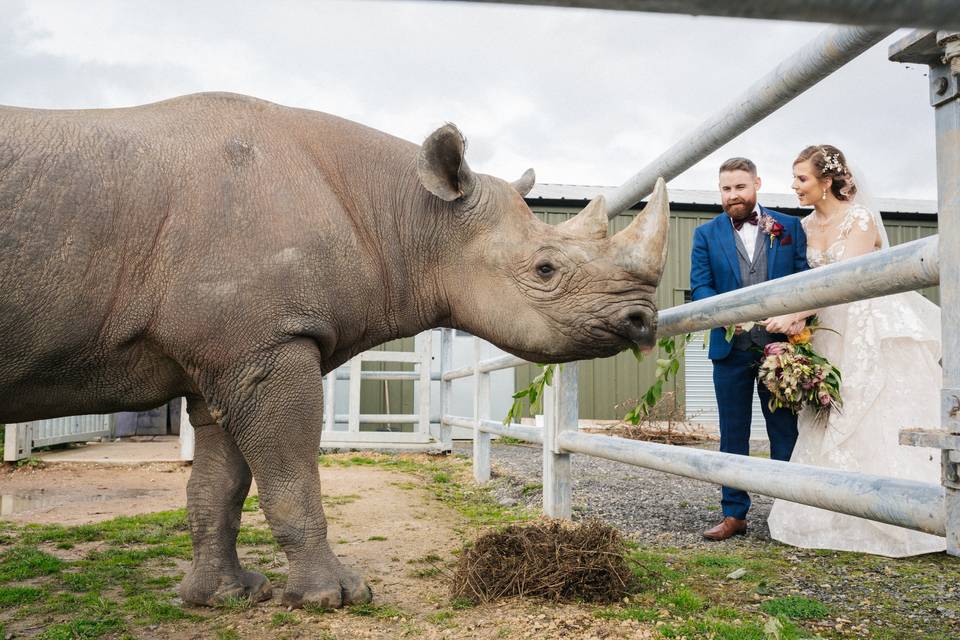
[0,92,669,609]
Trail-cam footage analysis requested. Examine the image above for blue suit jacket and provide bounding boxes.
[690,206,809,360]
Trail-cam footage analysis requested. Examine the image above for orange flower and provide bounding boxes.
[789,328,812,345]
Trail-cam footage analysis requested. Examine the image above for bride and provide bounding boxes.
[764,144,945,557]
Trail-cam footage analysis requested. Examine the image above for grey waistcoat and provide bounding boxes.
[730,228,779,351]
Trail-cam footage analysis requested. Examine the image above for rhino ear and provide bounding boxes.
[511,168,536,196]
[417,124,476,202]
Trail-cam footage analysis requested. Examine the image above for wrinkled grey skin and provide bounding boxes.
[0,93,667,609]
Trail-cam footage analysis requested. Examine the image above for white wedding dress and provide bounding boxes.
[767,204,946,557]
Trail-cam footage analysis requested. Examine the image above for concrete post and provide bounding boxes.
[543,363,577,518]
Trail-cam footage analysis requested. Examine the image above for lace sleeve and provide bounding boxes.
[836,204,879,261]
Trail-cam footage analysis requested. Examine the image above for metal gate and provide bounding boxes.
[3,415,113,462]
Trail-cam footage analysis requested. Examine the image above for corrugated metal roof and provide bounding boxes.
[526,183,937,215]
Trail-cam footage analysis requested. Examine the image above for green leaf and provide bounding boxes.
[725,325,737,342]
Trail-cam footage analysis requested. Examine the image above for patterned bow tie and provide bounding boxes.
[732,211,758,231]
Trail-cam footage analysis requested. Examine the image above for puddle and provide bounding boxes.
[0,488,160,516]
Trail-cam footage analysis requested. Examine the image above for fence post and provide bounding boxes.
[891,30,960,554]
[543,363,577,518]
[179,401,194,462]
[323,371,336,435]
[472,337,491,482]
[347,356,362,435]
[417,331,433,441]
[932,32,960,556]
[3,423,32,462]
[439,329,454,453]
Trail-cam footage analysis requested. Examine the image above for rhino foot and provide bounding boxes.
[282,564,372,610]
[179,569,273,606]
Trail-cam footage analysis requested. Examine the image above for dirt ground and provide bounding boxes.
[0,461,652,639]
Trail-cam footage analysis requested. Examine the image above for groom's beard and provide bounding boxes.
[724,197,757,220]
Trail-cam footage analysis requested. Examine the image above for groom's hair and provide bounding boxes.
[719,157,757,176]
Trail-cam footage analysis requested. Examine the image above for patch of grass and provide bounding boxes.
[19,509,189,546]
[520,483,542,496]
[0,546,64,581]
[658,619,768,640]
[60,570,106,593]
[236,526,276,546]
[16,456,44,469]
[628,549,680,586]
[593,605,659,622]
[324,493,361,506]
[271,611,299,627]
[691,553,741,568]
[302,602,335,615]
[761,595,830,620]
[409,566,441,578]
[123,592,193,624]
[411,553,443,564]
[367,535,387,541]
[427,610,455,625]
[216,595,255,611]
[348,602,407,619]
[0,585,44,607]
[242,495,260,512]
[496,436,526,445]
[38,616,126,640]
[658,586,705,614]
[450,597,473,610]
[432,471,451,484]
[215,629,240,640]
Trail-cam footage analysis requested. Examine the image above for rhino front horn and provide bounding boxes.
[610,177,670,282]
[557,195,609,239]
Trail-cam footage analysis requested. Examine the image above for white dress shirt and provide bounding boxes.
[730,203,761,261]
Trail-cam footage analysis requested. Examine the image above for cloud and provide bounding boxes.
[0,0,938,200]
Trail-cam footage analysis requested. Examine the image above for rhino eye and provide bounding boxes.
[535,262,556,278]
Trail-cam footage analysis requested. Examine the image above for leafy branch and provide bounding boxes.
[622,334,693,425]
[503,363,556,425]
[503,333,695,426]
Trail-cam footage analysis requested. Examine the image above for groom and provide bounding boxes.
[690,157,808,541]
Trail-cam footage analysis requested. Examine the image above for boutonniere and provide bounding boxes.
[759,213,785,247]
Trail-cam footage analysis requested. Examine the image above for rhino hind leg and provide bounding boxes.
[179,404,273,606]
[218,345,373,609]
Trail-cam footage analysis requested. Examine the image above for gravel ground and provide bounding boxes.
[455,438,775,548]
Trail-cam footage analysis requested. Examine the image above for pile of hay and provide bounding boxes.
[451,519,635,604]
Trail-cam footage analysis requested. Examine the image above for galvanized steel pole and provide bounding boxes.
[454,1,960,32]
[604,25,890,216]
[656,235,939,338]
[559,430,946,535]
[890,29,960,555]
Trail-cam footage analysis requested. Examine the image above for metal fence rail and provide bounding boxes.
[455,1,960,32]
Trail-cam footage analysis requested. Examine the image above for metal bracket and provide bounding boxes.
[901,405,960,489]
[930,64,960,107]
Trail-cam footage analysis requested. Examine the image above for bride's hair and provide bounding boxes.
[794,144,857,201]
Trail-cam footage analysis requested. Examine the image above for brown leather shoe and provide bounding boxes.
[703,517,747,541]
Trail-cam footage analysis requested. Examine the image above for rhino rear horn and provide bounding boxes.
[610,177,670,282]
[417,124,476,202]
[510,168,536,196]
[557,195,609,239]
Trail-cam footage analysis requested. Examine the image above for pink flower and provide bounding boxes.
[764,342,786,357]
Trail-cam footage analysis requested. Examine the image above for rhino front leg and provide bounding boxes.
[219,346,372,609]
[179,400,272,606]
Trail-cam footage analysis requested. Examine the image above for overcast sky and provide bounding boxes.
[0,0,939,201]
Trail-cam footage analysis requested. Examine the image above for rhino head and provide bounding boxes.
[417,124,668,363]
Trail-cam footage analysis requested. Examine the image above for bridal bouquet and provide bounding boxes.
[756,317,843,422]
